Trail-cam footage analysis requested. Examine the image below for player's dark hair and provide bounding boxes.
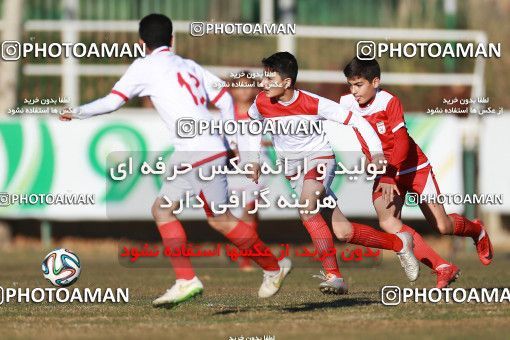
[262,52,298,87]
[343,57,381,81]
[139,13,173,50]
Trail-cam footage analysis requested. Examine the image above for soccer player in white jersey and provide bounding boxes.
[59,14,291,307]
[240,52,420,294]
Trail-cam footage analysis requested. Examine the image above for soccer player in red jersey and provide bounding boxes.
[241,52,420,294]
[339,56,494,288]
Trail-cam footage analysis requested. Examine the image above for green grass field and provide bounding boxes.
[0,239,509,340]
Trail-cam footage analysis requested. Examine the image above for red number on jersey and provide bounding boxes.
[177,72,206,106]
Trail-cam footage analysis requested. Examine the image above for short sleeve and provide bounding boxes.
[248,102,263,120]
[386,96,406,133]
[111,59,146,101]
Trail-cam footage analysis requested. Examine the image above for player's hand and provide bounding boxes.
[226,148,240,171]
[59,107,74,121]
[375,181,400,205]
[246,162,261,184]
[228,148,240,163]
[370,153,387,171]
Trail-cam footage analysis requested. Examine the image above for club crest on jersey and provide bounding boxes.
[376,121,386,134]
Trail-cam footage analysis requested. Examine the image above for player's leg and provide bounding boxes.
[420,202,493,265]
[297,177,347,294]
[417,169,493,265]
[237,202,258,272]
[372,171,460,287]
[151,182,204,307]
[292,157,346,294]
[372,191,449,270]
[198,161,291,298]
[329,204,419,282]
[226,165,263,271]
[240,201,258,227]
[372,193,459,288]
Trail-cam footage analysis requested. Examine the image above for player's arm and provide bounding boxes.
[197,65,238,149]
[375,96,410,203]
[59,93,126,121]
[319,97,384,158]
[379,96,409,185]
[59,59,144,121]
[237,102,263,183]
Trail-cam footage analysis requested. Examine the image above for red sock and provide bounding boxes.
[302,214,341,277]
[157,220,195,280]
[244,202,258,230]
[349,223,403,252]
[225,220,279,271]
[400,225,448,270]
[239,219,257,265]
[244,220,258,231]
[449,213,482,239]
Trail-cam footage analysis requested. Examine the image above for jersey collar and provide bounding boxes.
[278,89,300,106]
[152,46,172,54]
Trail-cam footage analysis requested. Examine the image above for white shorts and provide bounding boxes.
[284,153,337,199]
[158,151,229,217]
[227,151,271,204]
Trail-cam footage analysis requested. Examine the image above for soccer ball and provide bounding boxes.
[41,248,81,287]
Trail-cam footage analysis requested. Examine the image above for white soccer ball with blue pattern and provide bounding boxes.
[41,248,81,287]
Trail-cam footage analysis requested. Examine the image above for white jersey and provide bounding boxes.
[240,89,382,163]
[75,46,234,164]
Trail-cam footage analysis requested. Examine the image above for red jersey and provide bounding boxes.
[339,89,429,178]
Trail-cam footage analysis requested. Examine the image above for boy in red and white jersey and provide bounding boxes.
[339,56,493,288]
[59,14,292,306]
[241,52,420,294]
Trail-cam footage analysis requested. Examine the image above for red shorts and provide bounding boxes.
[372,165,441,202]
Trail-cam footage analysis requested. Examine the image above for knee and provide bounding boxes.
[151,200,163,220]
[299,196,318,215]
[207,219,220,231]
[207,212,236,234]
[151,198,175,222]
[207,218,224,232]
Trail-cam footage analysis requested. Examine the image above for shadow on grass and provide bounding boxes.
[281,297,377,312]
[212,297,378,315]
